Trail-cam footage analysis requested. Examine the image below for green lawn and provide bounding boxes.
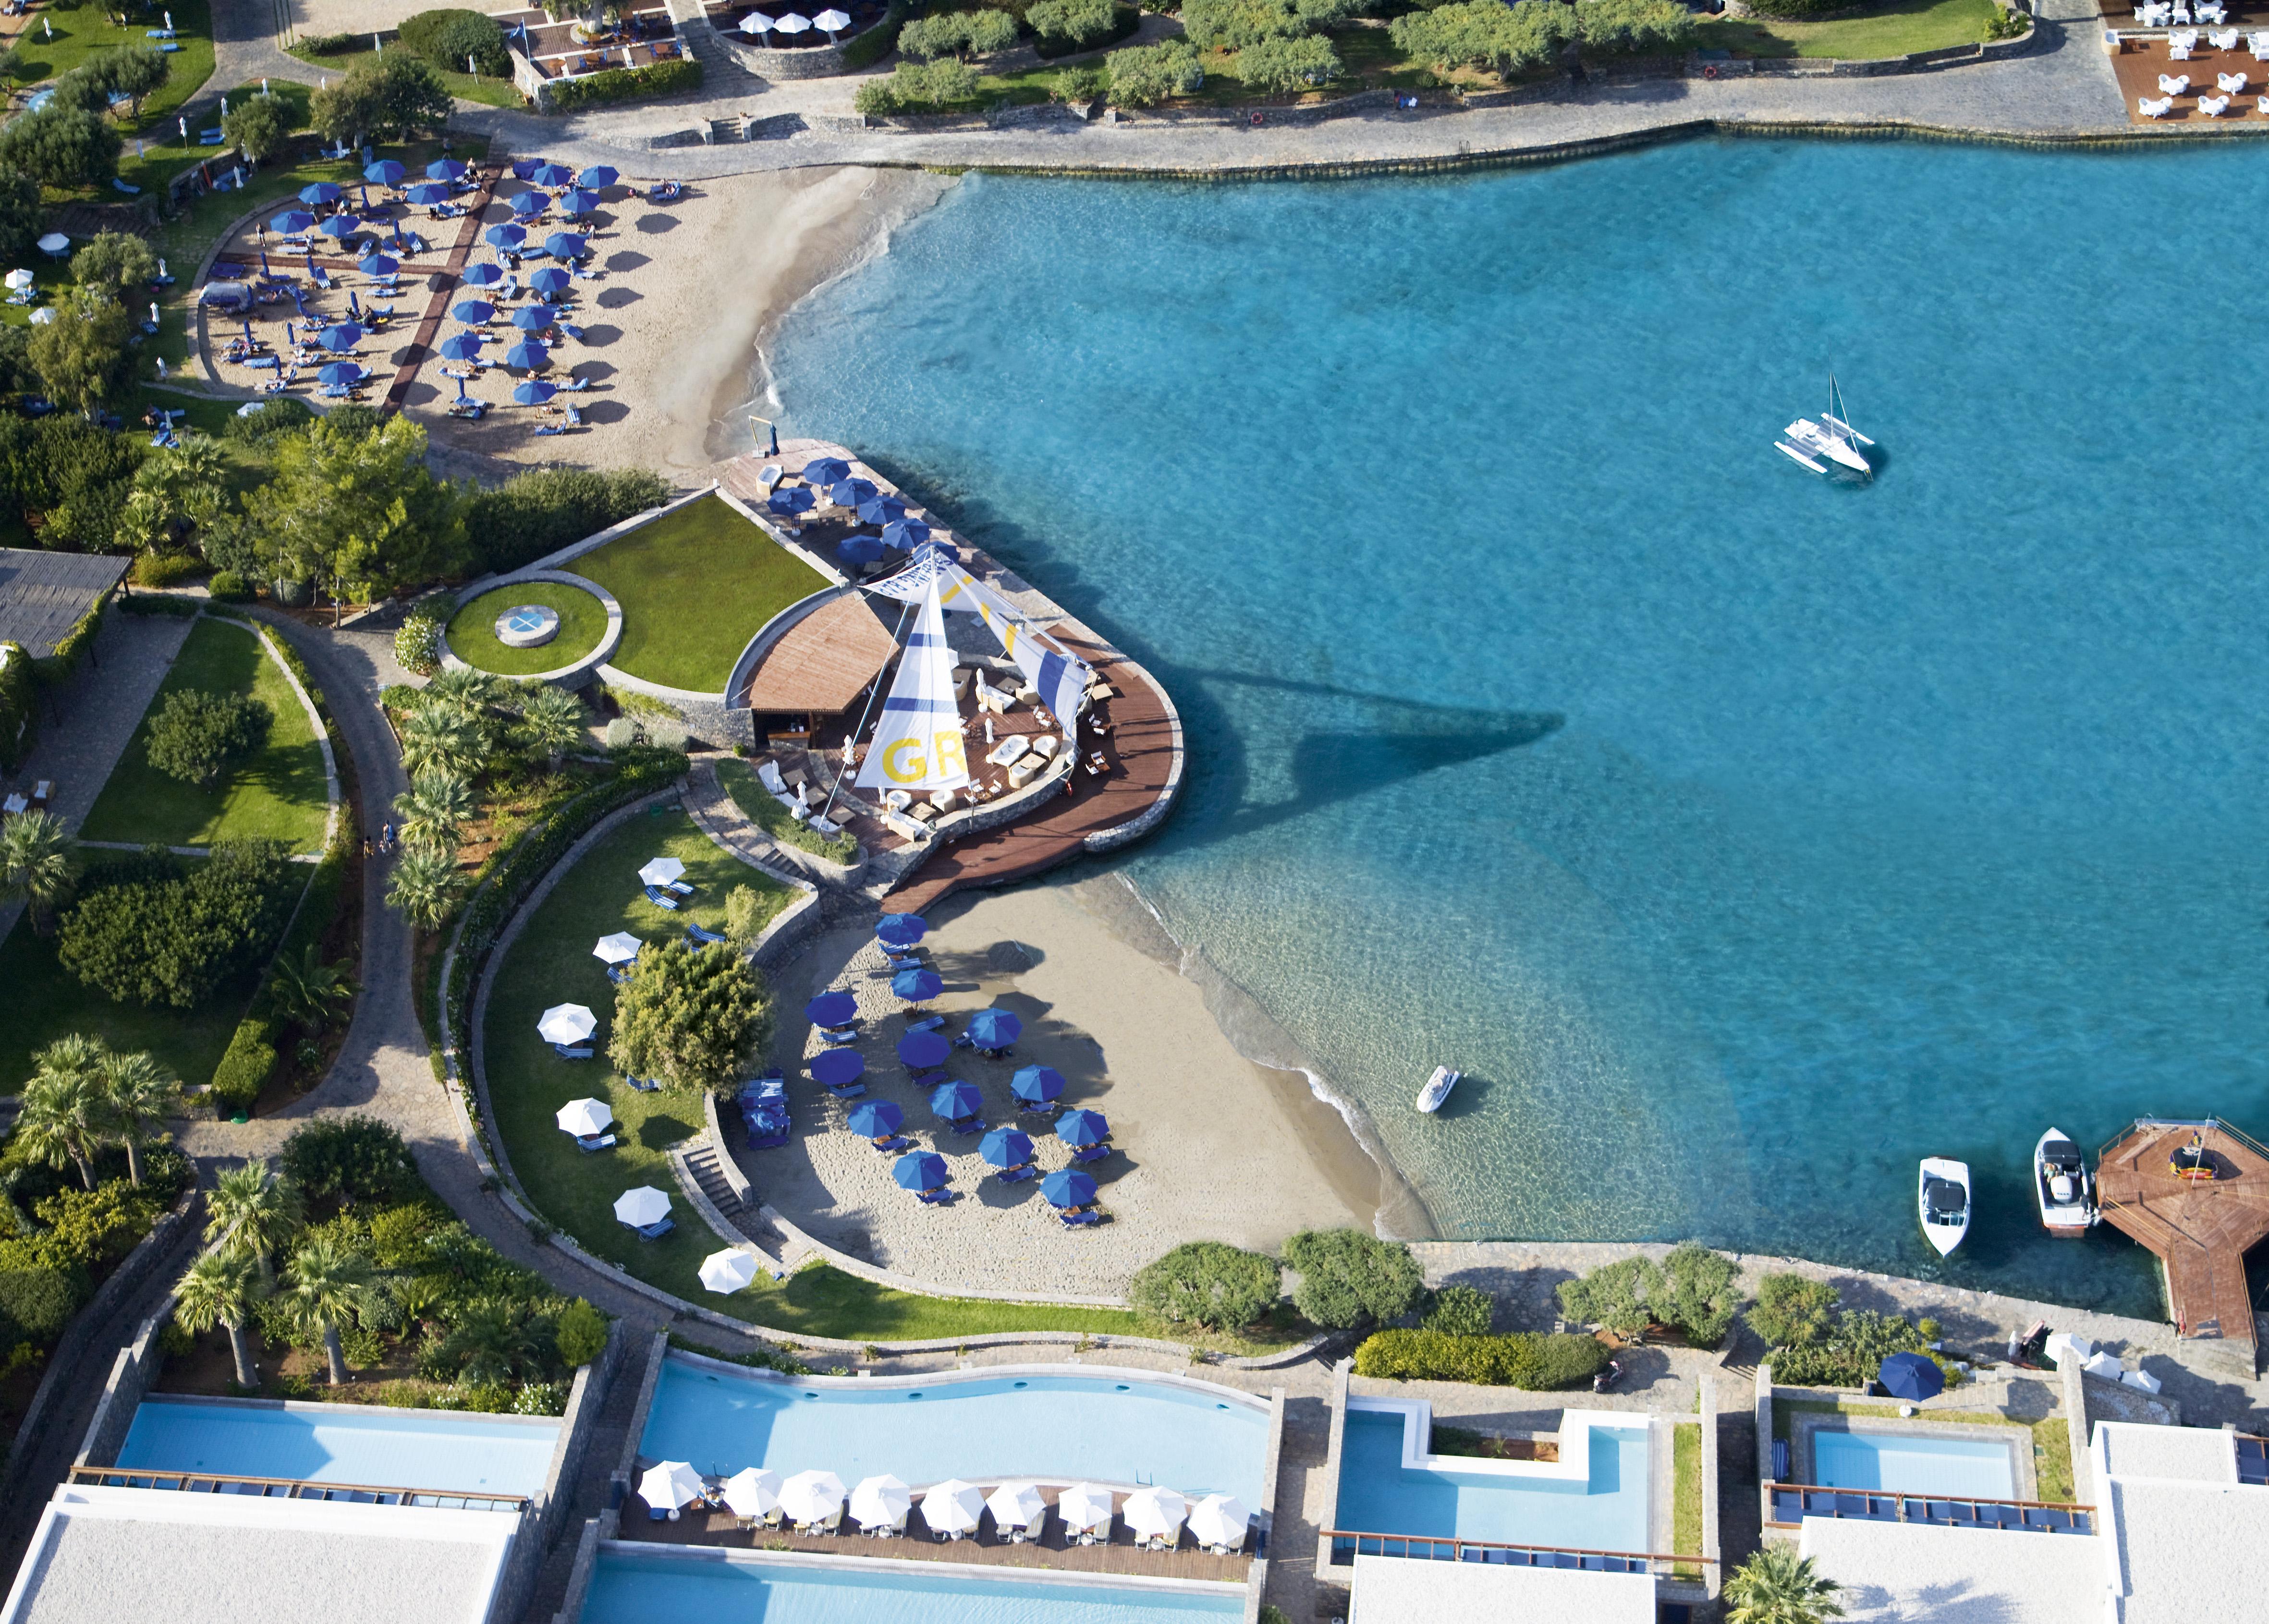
[717,757,857,865]
[1672,1420,1703,1576]
[1696,0,1997,58]
[78,616,330,852]
[11,0,215,140]
[287,44,524,109]
[573,496,830,694]
[448,582,610,676]
[0,852,287,1094]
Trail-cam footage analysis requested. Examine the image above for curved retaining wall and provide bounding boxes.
[719,32,857,77]
[441,570,624,689]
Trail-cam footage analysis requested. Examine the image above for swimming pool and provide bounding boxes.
[116,1396,560,1496]
[583,1551,1244,1624]
[1811,1430,2018,1500]
[637,1358,1268,1503]
[1332,1403,1649,1551]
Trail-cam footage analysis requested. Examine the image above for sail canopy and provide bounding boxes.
[854,578,970,794]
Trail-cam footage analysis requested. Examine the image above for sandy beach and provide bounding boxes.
[743,876,1381,1298]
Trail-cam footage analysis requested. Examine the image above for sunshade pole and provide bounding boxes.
[817,594,914,824]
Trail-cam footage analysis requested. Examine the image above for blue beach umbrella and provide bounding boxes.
[805,991,858,1028]
[847,1100,903,1138]
[317,216,362,242]
[316,323,361,351]
[1039,1170,1097,1210]
[897,1030,949,1070]
[810,1047,865,1087]
[879,519,931,550]
[1011,1066,1064,1106]
[461,262,503,288]
[838,535,886,567]
[1055,1108,1109,1148]
[979,1128,1033,1169]
[511,304,555,332]
[544,231,588,259]
[405,182,449,207]
[511,158,544,181]
[364,159,406,187]
[928,1080,982,1123]
[891,1150,948,1193]
[803,456,852,488]
[1878,1352,1944,1402]
[857,495,909,526]
[513,379,557,406]
[891,966,942,1002]
[828,478,878,509]
[298,182,342,206]
[452,300,495,324]
[578,164,619,189]
[558,188,598,216]
[270,207,316,235]
[510,190,547,217]
[876,913,927,948]
[357,252,398,277]
[486,223,527,250]
[316,361,363,387]
[768,487,815,516]
[504,340,549,370]
[427,158,467,182]
[438,332,484,362]
[965,1009,1022,1050]
[529,267,573,298]
[530,161,574,187]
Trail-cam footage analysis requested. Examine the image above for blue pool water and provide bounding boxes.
[1811,1430,2017,1499]
[1332,1408,1648,1550]
[769,141,2269,1315]
[584,1553,1242,1624]
[639,1361,1267,1501]
[115,1397,559,1494]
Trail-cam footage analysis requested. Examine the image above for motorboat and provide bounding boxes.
[1775,375,1874,477]
[1918,1157,1971,1256]
[2033,1128,2095,1237]
[1416,1066,1460,1113]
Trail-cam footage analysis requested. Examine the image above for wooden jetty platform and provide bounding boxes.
[2095,1118,2269,1375]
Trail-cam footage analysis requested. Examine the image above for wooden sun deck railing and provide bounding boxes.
[1322,1527,1711,1573]
[69,1464,530,1512]
[2097,1116,2269,1166]
[1763,1482,2096,1534]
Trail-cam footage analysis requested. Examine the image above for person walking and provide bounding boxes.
[380,820,395,852]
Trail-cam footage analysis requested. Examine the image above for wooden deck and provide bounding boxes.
[2110,35,2269,121]
[2095,1118,2269,1369]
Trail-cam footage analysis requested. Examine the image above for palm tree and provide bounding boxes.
[280,1235,373,1385]
[515,685,585,770]
[397,703,486,780]
[1724,1546,1845,1624]
[394,767,474,855]
[385,845,462,932]
[436,1300,541,1385]
[425,666,503,718]
[97,1047,181,1186]
[173,1248,268,1388]
[206,1158,303,1283]
[16,1034,110,1188]
[267,944,356,1036]
[0,809,77,935]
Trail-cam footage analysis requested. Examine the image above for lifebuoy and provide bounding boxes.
[1703,62,1719,78]
[1250,109,1265,126]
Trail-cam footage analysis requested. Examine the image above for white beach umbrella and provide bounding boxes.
[780,1468,846,1525]
[850,1473,911,1529]
[698,1248,759,1294]
[4,268,31,290]
[638,856,685,887]
[986,1480,1046,1532]
[1124,1485,1187,1539]
[1058,1482,1115,1534]
[922,1478,983,1535]
[555,1097,613,1137]
[639,1459,705,1510]
[593,931,642,965]
[740,9,776,33]
[537,1003,597,1045]
[773,11,812,33]
[721,1466,782,1518]
[36,232,67,255]
[27,306,54,325]
[613,1185,671,1227]
[1187,1492,1248,1549]
[813,5,849,36]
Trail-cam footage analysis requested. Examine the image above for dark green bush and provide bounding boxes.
[145,688,272,786]
[1180,0,1304,46]
[0,1266,81,1355]
[279,1115,416,1206]
[0,636,37,772]
[1027,0,1124,49]
[855,57,981,111]
[1656,1241,1741,1348]
[1234,32,1339,91]
[1105,37,1204,103]
[119,591,203,617]
[1128,1241,1281,1330]
[209,1017,275,1115]
[555,1297,609,1366]
[221,396,316,445]
[899,7,1021,57]
[544,57,701,111]
[464,466,671,576]
[207,570,253,603]
[1282,1228,1424,1330]
[1354,1328,1609,1389]
[1767,1309,1936,1389]
[840,0,917,67]
[56,841,294,1009]
[1421,1284,1494,1336]
[398,9,510,75]
[298,30,363,55]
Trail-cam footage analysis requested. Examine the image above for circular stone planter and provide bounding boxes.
[446,580,612,678]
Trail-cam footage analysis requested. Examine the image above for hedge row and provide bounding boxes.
[209,1017,277,1116]
[0,639,35,773]
[35,593,107,687]
[1353,1328,1610,1389]
[545,56,701,111]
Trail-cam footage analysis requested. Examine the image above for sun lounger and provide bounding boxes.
[635,1217,674,1240]
[826,1081,868,1100]
[666,878,694,896]
[1072,1143,1110,1163]
[915,1187,951,1204]
[904,1014,945,1033]
[606,963,630,986]
[992,1164,1036,1183]
[625,1075,662,1092]
[553,1042,595,1059]
[870,1135,909,1152]
[643,884,681,909]
[574,1133,617,1153]
[1061,1209,1103,1227]
[2200,91,2231,112]
[686,922,727,946]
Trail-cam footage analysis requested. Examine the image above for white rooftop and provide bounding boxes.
[2092,1423,2265,1624]
[1348,1551,1656,1624]
[2091,1420,2235,1486]
[0,1484,520,1624]
[1799,1517,2104,1624]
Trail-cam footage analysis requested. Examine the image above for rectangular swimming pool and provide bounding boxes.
[1811,1430,2018,1500]
[116,1396,560,1496]
[583,1551,1244,1624]
[1332,1406,1650,1552]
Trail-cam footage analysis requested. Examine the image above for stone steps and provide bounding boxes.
[682,1141,743,1212]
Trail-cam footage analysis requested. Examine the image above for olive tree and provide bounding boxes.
[608,937,772,1094]
[1129,1242,1281,1330]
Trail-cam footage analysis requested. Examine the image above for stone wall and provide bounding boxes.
[488,1503,550,1624]
[720,33,857,76]
[72,1298,176,1470]
[537,1321,635,1549]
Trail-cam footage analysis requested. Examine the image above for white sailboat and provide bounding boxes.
[1776,375,1874,477]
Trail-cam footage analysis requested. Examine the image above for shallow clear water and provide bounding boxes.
[639,1362,1269,1502]
[115,1397,559,1493]
[1811,1430,2017,1499]
[583,1554,1243,1624]
[769,140,2269,1316]
[1333,1408,1648,1548]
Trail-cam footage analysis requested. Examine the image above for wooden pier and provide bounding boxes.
[2095,1118,2269,1374]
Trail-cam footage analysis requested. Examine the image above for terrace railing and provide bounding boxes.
[68,1464,530,1513]
[1762,1481,2095,1535]
[1321,1527,1712,1575]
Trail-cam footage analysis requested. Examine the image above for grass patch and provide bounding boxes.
[11,0,214,138]
[78,616,330,852]
[2031,1418,2074,1503]
[0,850,291,1093]
[1695,0,1997,58]
[572,496,830,694]
[288,44,524,108]
[447,582,610,677]
[717,757,857,865]
[1673,1420,1703,1575]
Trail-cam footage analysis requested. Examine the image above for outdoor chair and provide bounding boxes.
[626,1075,662,1092]
[2169,37,2193,56]
[1071,1143,1110,1164]
[2259,92,2269,110]
[2210,25,2238,45]
[31,781,50,804]
[2218,69,2246,91]
[915,1187,951,1205]
[2158,72,2189,91]
[574,1134,617,1153]
[686,922,727,946]
[2253,30,2269,57]
[1060,1209,1103,1228]
[2140,93,2174,114]
[553,1043,595,1060]
[635,1217,674,1240]
[992,1165,1036,1183]
[2200,91,2231,112]
[644,884,681,909]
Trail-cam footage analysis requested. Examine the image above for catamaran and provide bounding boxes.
[1775,376,1874,477]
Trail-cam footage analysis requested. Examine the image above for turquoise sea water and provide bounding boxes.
[769,140,2269,1316]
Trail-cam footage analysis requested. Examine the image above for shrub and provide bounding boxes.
[1281,1228,1424,1330]
[1128,1241,1281,1330]
[130,551,204,588]
[398,8,510,75]
[1105,37,1204,103]
[221,396,315,444]
[394,603,449,678]
[1571,0,1692,56]
[26,1183,159,1270]
[299,30,362,54]
[1353,1328,1608,1389]
[608,937,772,1094]
[1656,1241,1741,1348]
[1234,32,1339,92]
[279,1115,416,1205]
[555,1297,609,1366]
[1422,1284,1494,1336]
[1181,0,1304,47]
[1052,63,1108,97]
[209,1017,277,1115]
[1029,0,1130,51]
[207,570,253,603]
[1748,1273,1840,1351]
[601,716,638,749]
[56,841,294,1009]
[898,7,1020,58]
[855,57,981,112]
[145,689,273,786]
[842,0,919,67]
[1556,1255,1658,1339]
[0,1266,80,1356]
[1985,3,2027,37]
[463,466,671,577]
[544,56,701,110]
[1389,0,1567,73]
[1766,1309,1931,1389]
